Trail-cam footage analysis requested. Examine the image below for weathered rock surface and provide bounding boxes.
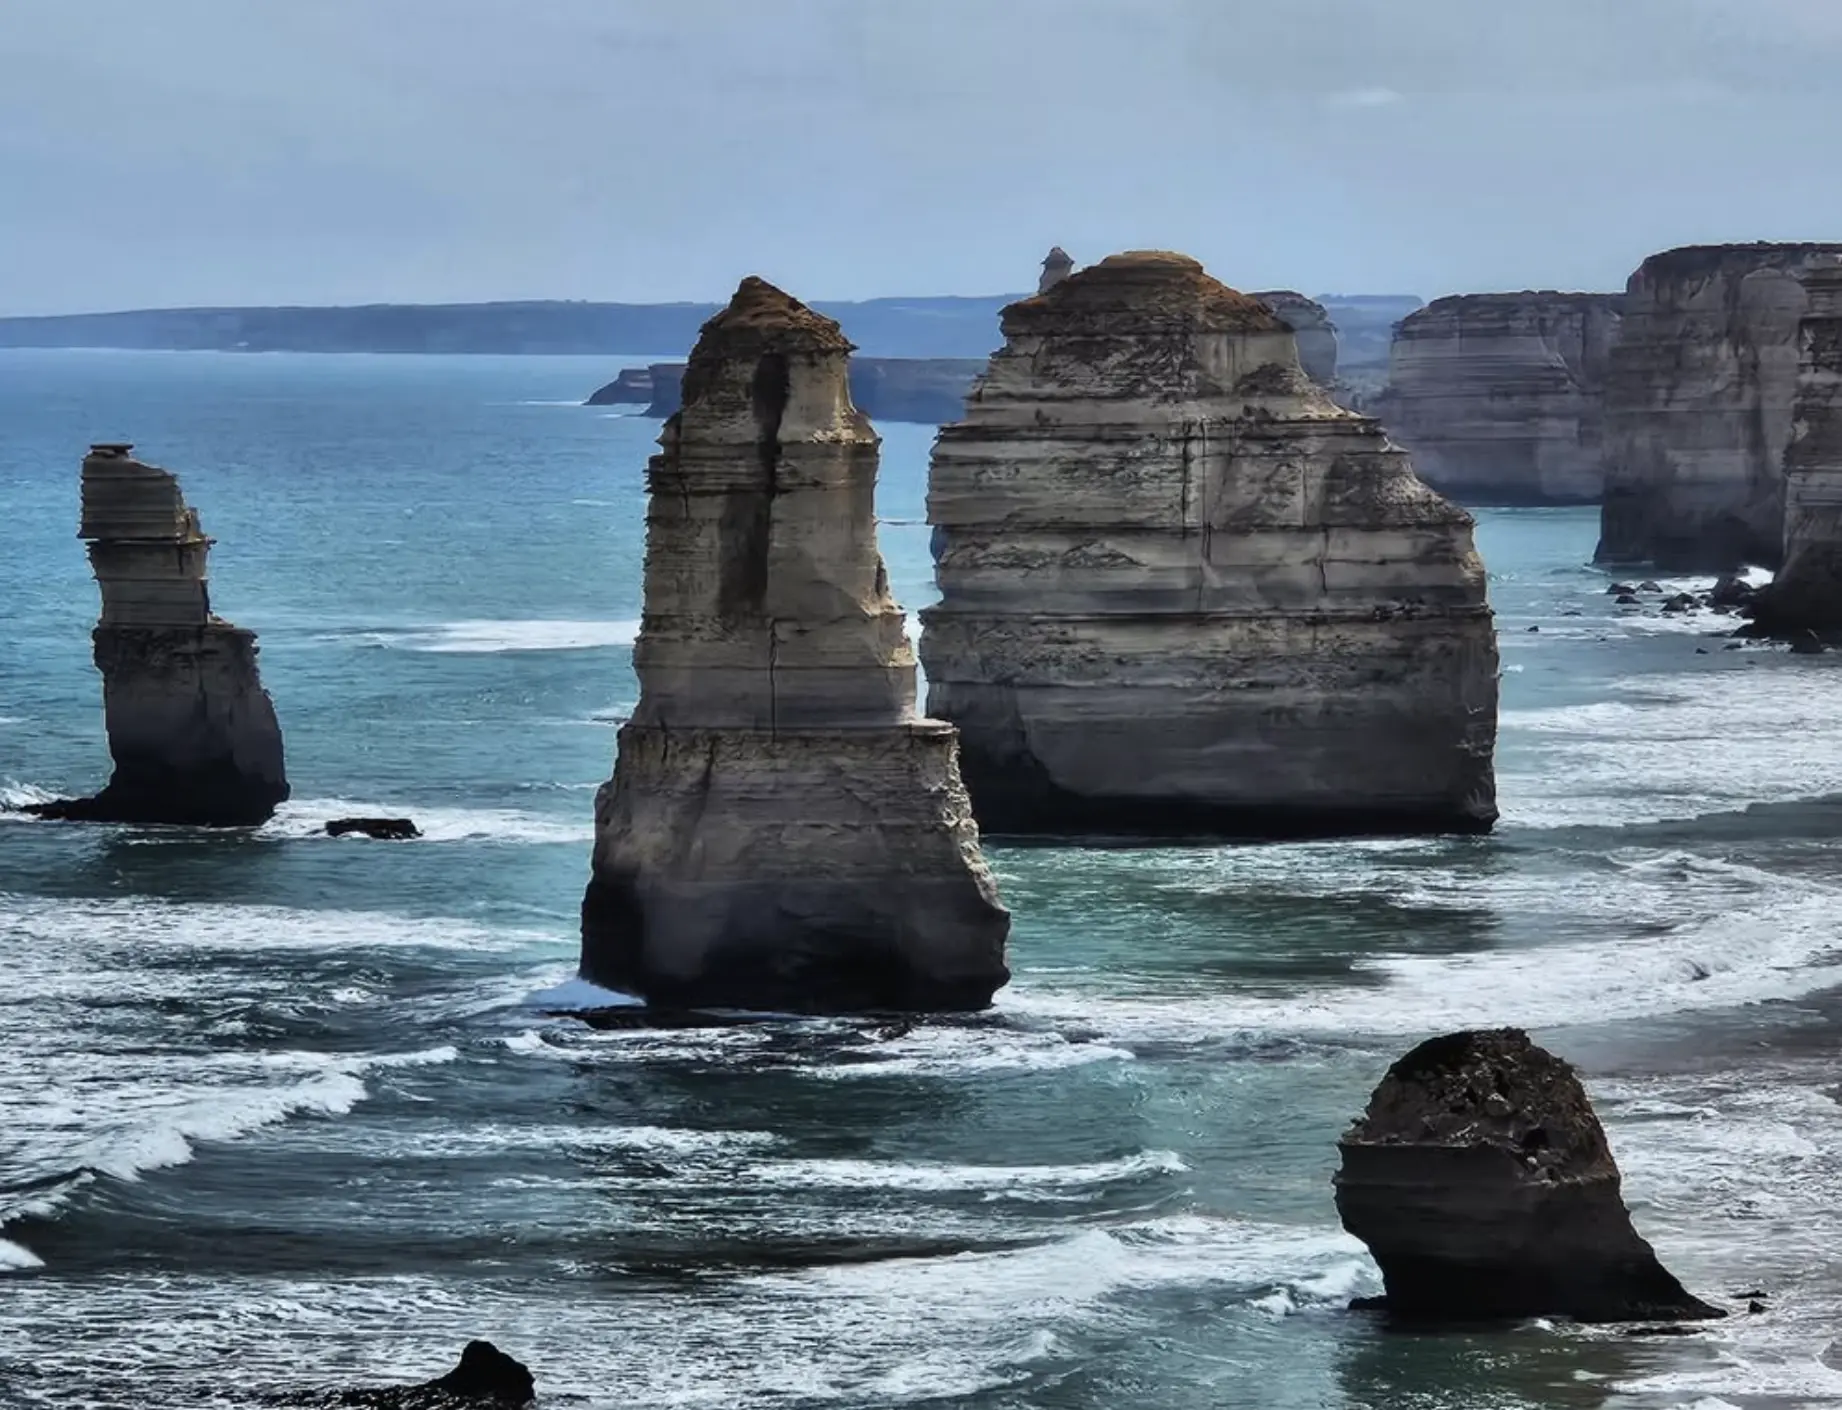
[584,366,656,405]
[1253,290,1339,387]
[580,277,1010,1013]
[1750,262,1842,634]
[634,356,984,425]
[1598,243,1842,570]
[1039,246,1074,294]
[25,444,287,826]
[921,251,1499,838]
[1335,1029,1723,1323]
[1375,292,1623,505]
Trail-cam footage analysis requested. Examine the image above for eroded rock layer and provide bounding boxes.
[1377,292,1623,504]
[921,251,1499,838]
[1752,262,1842,633]
[1253,290,1339,388]
[1335,1029,1721,1323]
[581,278,1009,1013]
[1598,243,1842,570]
[30,445,287,825]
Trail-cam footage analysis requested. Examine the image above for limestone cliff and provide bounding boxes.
[580,277,1010,1013]
[1376,293,1622,505]
[633,357,984,425]
[1751,261,1842,633]
[921,251,1499,839]
[29,445,288,826]
[1253,290,1339,388]
[584,366,655,406]
[1598,242,1842,570]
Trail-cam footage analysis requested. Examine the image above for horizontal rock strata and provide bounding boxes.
[632,357,985,425]
[1336,1029,1722,1323]
[1598,242,1842,570]
[1376,292,1623,505]
[581,278,1009,1013]
[1751,262,1842,634]
[584,366,655,405]
[27,444,288,826]
[921,251,1499,838]
[1253,290,1338,387]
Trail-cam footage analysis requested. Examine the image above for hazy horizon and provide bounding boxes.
[7,0,1842,317]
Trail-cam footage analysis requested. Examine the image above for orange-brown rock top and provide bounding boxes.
[1002,250,1287,338]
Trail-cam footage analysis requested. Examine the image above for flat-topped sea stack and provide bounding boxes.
[26,445,287,826]
[1599,243,1842,570]
[1336,1030,1722,1323]
[1377,293,1623,505]
[580,277,1010,1013]
[1751,261,1842,636]
[1253,290,1338,387]
[921,251,1499,839]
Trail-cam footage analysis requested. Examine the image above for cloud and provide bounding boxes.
[1327,87,1406,109]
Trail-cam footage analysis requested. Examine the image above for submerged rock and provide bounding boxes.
[25,444,287,826]
[1376,292,1622,505]
[1598,242,1842,571]
[579,276,1010,1013]
[1749,262,1842,636]
[1252,289,1339,387]
[1335,1028,1723,1323]
[325,817,422,840]
[920,250,1499,839]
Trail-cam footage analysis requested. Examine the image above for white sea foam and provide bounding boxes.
[523,976,642,1010]
[741,1149,1186,1194]
[264,797,593,845]
[386,619,640,653]
[0,1238,44,1271]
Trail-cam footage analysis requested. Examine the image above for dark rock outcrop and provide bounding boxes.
[1253,290,1339,387]
[580,277,1010,1014]
[584,366,655,405]
[1335,1029,1723,1323]
[290,1340,536,1407]
[921,251,1499,839]
[1376,293,1623,505]
[1598,243,1842,570]
[24,445,288,826]
[633,357,984,425]
[325,817,422,840]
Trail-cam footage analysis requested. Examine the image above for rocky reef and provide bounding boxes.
[1376,292,1623,505]
[1253,290,1338,387]
[1598,243,1842,570]
[1335,1029,1722,1323]
[921,251,1499,839]
[1750,261,1842,635]
[628,357,984,425]
[26,444,288,826]
[580,277,1010,1013]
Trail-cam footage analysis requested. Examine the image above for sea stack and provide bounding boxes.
[1751,261,1842,635]
[1253,290,1339,388]
[27,445,287,826]
[1335,1029,1722,1323]
[921,251,1499,838]
[580,277,1010,1013]
[1038,246,1075,294]
[1376,293,1623,505]
[1598,243,1842,570]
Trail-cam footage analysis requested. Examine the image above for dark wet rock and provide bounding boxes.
[1709,574,1758,609]
[325,817,422,840]
[1661,592,1699,614]
[1623,1325,1704,1338]
[1696,648,1709,654]
[285,1340,535,1408]
[1526,625,1540,633]
[1615,594,1642,605]
[1750,1299,1768,1314]
[1607,582,1638,595]
[1637,580,1663,593]
[1789,630,1829,655]
[1334,1028,1724,1324]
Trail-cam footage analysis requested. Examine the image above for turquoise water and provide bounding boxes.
[5,349,1842,1408]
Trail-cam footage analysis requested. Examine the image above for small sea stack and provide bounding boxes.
[579,277,1010,1014]
[1598,242,1842,571]
[26,445,287,826]
[920,250,1499,839]
[1038,245,1075,294]
[1750,261,1842,637]
[1334,1029,1722,1324]
[1376,292,1623,505]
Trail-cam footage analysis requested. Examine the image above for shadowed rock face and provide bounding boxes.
[1335,1029,1723,1324]
[1376,293,1623,505]
[1751,262,1842,634]
[920,251,1499,839]
[1598,243,1842,570]
[26,445,287,826]
[580,277,1010,1014]
[1253,290,1339,388]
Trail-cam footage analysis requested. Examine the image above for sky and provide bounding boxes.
[4,0,1842,314]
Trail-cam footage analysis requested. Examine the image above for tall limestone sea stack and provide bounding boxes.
[580,277,1010,1013]
[1598,242,1842,570]
[921,251,1499,838]
[27,444,287,826]
[1752,260,1842,635]
[1377,293,1623,505]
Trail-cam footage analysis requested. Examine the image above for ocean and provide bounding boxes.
[3,348,1842,1410]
